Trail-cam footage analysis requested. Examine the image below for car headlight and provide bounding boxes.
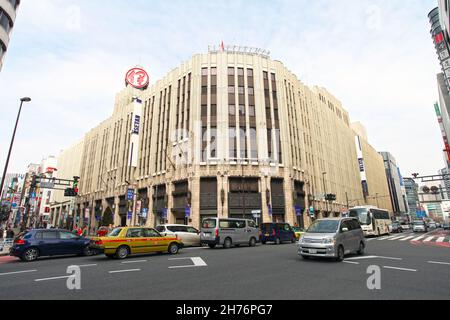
[299,237,305,244]
[323,238,335,244]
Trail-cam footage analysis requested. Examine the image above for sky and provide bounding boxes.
[0,0,444,179]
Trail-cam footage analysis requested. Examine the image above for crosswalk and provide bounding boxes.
[373,234,450,244]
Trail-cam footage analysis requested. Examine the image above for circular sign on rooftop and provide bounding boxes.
[125,67,149,90]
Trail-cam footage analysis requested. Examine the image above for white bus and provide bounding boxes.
[349,206,391,237]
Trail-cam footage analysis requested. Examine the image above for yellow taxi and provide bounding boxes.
[90,227,184,259]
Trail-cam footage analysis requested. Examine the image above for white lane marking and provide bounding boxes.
[0,270,37,276]
[436,237,445,243]
[399,236,415,241]
[389,236,406,241]
[428,261,450,266]
[379,236,397,240]
[78,264,97,268]
[410,235,426,241]
[35,275,70,282]
[121,260,147,264]
[424,236,435,242]
[343,261,360,265]
[383,266,417,272]
[108,269,141,274]
[346,255,402,261]
[168,257,207,269]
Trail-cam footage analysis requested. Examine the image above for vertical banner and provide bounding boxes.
[355,136,369,197]
[129,97,143,168]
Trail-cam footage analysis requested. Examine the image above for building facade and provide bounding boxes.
[404,178,420,218]
[67,49,392,230]
[0,0,20,71]
[49,140,85,228]
[380,152,407,216]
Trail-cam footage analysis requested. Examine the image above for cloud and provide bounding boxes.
[0,0,443,178]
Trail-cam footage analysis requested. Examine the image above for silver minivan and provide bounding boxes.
[298,218,366,262]
[200,218,259,249]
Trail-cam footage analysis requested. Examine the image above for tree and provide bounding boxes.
[101,207,113,226]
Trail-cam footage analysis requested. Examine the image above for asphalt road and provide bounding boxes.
[0,229,449,300]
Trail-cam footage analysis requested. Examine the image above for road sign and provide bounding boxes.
[268,205,272,216]
[127,189,134,201]
[295,205,302,216]
[127,211,132,220]
[185,206,191,218]
[162,208,168,219]
[12,203,17,209]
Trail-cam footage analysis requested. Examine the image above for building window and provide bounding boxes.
[202,68,208,76]
[211,67,217,76]
[248,87,254,95]
[228,67,235,76]
[250,127,258,159]
[238,87,245,95]
[240,127,247,159]
[247,69,253,77]
[210,127,217,158]
[239,105,246,116]
[228,86,235,94]
[211,104,217,117]
[249,106,256,117]
[201,105,208,118]
[229,127,237,159]
[238,68,244,76]
[229,105,236,116]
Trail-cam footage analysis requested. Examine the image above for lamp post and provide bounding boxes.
[0,97,31,201]
[322,172,328,216]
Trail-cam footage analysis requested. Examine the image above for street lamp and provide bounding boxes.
[0,97,31,201]
[322,172,328,216]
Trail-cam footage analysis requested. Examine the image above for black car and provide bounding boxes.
[260,223,296,245]
[10,229,92,262]
[444,223,450,231]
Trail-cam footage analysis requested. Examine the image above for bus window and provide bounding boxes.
[349,208,371,225]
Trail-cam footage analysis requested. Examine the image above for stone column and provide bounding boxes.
[167,182,175,224]
[284,176,295,226]
[147,186,154,228]
[219,175,229,219]
[190,176,201,229]
[262,176,271,224]
[114,196,121,226]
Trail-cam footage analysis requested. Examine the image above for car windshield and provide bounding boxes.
[349,208,371,225]
[307,220,339,233]
[108,228,122,237]
[202,219,217,228]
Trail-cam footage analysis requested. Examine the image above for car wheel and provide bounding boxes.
[208,244,216,249]
[223,238,232,249]
[336,246,345,262]
[82,246,93,256]
[115,246,130,259]
[22,248,39,262]
[357,242,365,256]
[275,237,281,245]
[168,243,179,255]
[249,237,256,247]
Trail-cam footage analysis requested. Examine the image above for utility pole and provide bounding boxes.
[322,172,328,215]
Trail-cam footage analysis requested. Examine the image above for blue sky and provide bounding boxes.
[0,0,443,177]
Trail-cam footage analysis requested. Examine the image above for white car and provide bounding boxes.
[155,224,201,247]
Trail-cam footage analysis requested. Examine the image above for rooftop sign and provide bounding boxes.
[208,43,270,58]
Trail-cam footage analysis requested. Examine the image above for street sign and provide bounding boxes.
[162,208,168,219]
[127,211,132,220]
[127,189,134,201]
[252,210,261,218]
[185,206,191,218]
[268,205,273,216]
[295,205,302,216]
[40,182,55,189]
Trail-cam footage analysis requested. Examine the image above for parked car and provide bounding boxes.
[90,227,183,259]
[298,218,366,262]
[260,223,297,245]
[413,220,427,233]
[9,229,92,262]
[389,222,404,233]
[156,224,201,247]
[200,218,259,249]
[400,223,411,231]
[443,223,450,230]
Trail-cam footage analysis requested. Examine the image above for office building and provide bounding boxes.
[0,0,20,71]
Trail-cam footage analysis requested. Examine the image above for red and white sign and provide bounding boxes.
[125,67,149,89]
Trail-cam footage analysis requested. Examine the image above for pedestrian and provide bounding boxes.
[6,227,15,240]
[0,227,3,239]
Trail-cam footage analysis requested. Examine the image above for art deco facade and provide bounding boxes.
[73,50,391,230]
[0,0,20,71]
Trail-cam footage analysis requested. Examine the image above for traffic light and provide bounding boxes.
[73,176,80,196]
[64,188,77,197]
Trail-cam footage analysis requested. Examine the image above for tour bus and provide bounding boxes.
[349,206,391,237]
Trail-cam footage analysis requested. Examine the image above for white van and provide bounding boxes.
[200,218,259,249]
